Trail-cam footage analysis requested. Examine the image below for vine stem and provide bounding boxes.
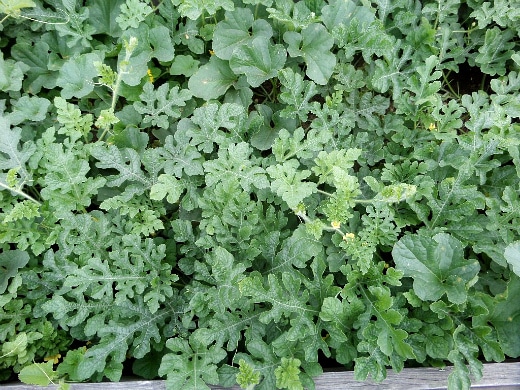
[317,189,334,196]
[441,70,460,98]
[98,37,138,142]
[0,181,41,205]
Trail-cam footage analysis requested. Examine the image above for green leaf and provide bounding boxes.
[56,52,103,99]
[420,150,488,231]
[486,276,520,357]
[270,225,322,272]
[95,109,120,130]
[150,174,185,203]
[180,102,247,153]
[0,0,35,16]
[170,55,200,77]
[342,90,389,131]
[229,37,286,88]
[0,250,29,294]
[475,27,515,77]
[158,336,227,390]
[54,96,93,140]
[238,271,317,325]
[18,361,57,386]
[321,0,374,30]
[0,52,29,92]
[403,55,441,106]
[203,142,269,192]
[158,134,205,177]
[90,144,151,189]
[118,25,175,86]
[504,242,520,277]
[39,145,106,215]
[321,167,360,223]
[272,127,331,162]
[312,149,361,185]
[88,0,124,36]
[11,40,60,94]
[131,350,162,380]
[376,183,417,203]
[370,44,412,102]
[2,200,40,223]
[175,18,204,54]
[447,324,485,390]
[53,4,96,47]
[57,347,88,382]
[133,83,192,129]
[277,68,318,122]
[116,0,153,30]
[197,179,275,260]
[0,117,36,180]
[7,95,51,126]
[237,359,261,389]
[266,159,317,210]
[75,299,170,380]
[283,23,336,85]
[186,247,249,320]
[148,25,176,62]
[266,0,318,31]
[176,0,234,20]
[213,8,273,60]
[275,357,303,390]
[392,233,480,304]
[188,56,237,100]
[333,18,394,62]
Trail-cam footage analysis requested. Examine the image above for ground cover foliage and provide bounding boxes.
[1,0,520,389]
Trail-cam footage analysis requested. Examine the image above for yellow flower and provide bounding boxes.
[147,69,154,83]
[343,232,355,240]
[331,221,341,229]
[44,353,61,364]
[428,122,436,131]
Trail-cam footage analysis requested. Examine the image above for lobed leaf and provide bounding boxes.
[392,233,480,304]
[133,83,192,129]
[229,37,286,88]
[266,159,317,210]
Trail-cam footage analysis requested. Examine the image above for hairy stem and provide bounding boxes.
[0,181,41,205]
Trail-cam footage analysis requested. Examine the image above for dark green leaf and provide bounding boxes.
[229,37,286,88]
[56,52,102,99]
[188,56,237,100]
[0,250,29,294]
[284,23,335,85]
[392,233,480,304]
[212,8,273,60]
[158,336,227,390]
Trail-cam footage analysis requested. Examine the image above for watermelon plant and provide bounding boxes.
[1,0,520,389]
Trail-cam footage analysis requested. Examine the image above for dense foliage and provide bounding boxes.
[1,0,520,389]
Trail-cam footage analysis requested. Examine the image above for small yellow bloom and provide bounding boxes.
[44,354,61,364]
[331,221,341,229]
[209,49,215,56]
[428,122,436,131]
[147,69,154,83]
[343,232,355,240]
